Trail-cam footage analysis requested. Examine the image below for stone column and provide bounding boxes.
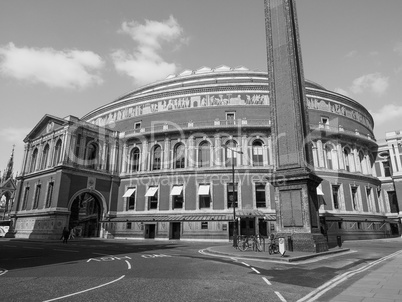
[265,0,327,253]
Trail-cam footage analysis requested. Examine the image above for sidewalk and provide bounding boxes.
[205,244,350,262]
[328,251,402,302]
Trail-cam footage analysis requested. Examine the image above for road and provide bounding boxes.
[0,238,401,302]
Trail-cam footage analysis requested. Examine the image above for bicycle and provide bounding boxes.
[238,235,263,252]
[268,234,279,255]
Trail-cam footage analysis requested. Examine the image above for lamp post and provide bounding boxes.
[223,144,243,248]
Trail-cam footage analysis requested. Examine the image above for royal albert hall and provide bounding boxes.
[9,66,401,244]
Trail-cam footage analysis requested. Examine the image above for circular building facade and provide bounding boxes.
[81,65,388,243]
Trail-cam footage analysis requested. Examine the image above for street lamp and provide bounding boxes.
[222,144,243,248]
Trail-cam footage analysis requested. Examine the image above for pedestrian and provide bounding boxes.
[61,227,69,243]
[69,227,75,240]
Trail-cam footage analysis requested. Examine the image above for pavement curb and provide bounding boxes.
[205,246,351,262]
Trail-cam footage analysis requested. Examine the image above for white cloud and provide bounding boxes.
[350,73,389,96]
[333,87,349,97]
[112,15,186,86]
[394,42,402,56]
[0,43,104,89]
[369,104,402,126]
[345,50,357,58]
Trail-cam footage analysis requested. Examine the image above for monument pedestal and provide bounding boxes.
[272,169,328,253]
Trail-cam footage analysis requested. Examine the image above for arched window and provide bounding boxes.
[40,144,50,170]
[359,151,367,174]
[198,141,210,168]
[130,148,140,172]
[225,140,238,167]
[252,140,264,167]
[30,148,38,172]
[53,139,62,165]
[152,145,162,170]
[343,147,352,172]
[325,145,335,170]
[86,143,98,169]
[174,144,185,169]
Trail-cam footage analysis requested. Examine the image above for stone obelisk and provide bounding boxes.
[264,0,328,252]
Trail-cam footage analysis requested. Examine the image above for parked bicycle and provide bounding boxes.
[237,235,263,252]
[268,234,279,255]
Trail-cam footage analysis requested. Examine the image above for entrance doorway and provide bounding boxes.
[170,222,181,239]
[145,224,156,239]
[239,218,255,236]
[69,192,101,237]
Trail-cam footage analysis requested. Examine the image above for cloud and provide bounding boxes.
[112,15,186,86]
[0,43,104,89]
[369,104,402,126]
[345,50,358,58]
[350,73,389,96]
[333,87,349,97]
[394,42,402,56]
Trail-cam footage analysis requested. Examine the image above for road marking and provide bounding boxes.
[251,267,260,274]
[297,249,402,302]
[0,269,8,276]
[87,255,132,262]
[42,275,125,302]
[4,245,17,247]
[125,260,131,269]
[275,291,287,302]
[241,262,250,267]
[262,277,271,285]
[141,254,172,258]
[23,246,43,249]
[53,249,79,253]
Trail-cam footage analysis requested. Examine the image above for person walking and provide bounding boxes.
[69,227,75,240]
[61,227,69,244]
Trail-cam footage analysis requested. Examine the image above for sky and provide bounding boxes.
[1,0,402,175]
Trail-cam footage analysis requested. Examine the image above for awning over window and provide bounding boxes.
[198,185,210,195]
[317,187,324,196]
[122,188,136,198]
[170,185,183,196]
[145,187,158,197]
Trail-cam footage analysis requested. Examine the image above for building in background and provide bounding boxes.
[7,67,401,244]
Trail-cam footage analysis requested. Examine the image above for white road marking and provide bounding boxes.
[23,246,43,249]
[241,262,250,267]
[251,267,260,274]
[42,275,125,302]
[125,260,131,270]
[262,277,271,285]
[4,245,17,247]
[0,269,8,276]
[297,249,402,302]
[275,291,287,302]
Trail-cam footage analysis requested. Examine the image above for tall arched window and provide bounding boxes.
[53,139,62,165]
[86,143,98,169]
[198,141,210,168]
[174,143,185,169]
[152,145,162,170]
[325,145,334,170]
[252,140,264,167]
[225,140,238,167]
[359,151,367,174]
[343,147,352,172]
[40,144,50,170]
[130,148,140,173]
[30,148,38,172]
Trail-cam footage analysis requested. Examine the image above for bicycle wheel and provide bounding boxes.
[238,239,247,251]
[273,244,279,254]
[268,244,273,255]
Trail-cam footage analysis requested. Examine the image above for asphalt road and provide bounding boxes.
[0,238,401,302]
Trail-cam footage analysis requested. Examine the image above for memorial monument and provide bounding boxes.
[264,0,329,252]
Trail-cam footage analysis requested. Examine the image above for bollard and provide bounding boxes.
[287,236,293,252]
[337,235,342,248]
